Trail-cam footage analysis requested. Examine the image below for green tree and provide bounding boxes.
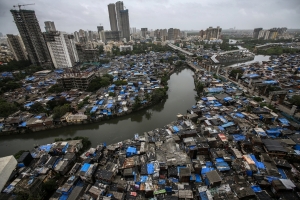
[0,78,22,94]
[14,150,27,159]
[145,92,151,101]
[78,97,89,109]
[289,95,300,107]
[253,97,263,102]
[0,60,31,73]
[114,80,128,86]
[47,97,70,110]
[29,102,46,114]
[230,69,244,79]
[196,56,203,62]
[133,96,141,110]
[47,84,64,93]
[0,99,19,117]
[98,45,104,54]
[43,179,57,194]
[195,81,204,95]
[151,88,167,103]
[53,104,70,119]
[178,54,186,60]
[109,92,115,97]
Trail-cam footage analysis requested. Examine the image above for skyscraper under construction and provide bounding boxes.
[107,1,130,42]
[11,8,51,66]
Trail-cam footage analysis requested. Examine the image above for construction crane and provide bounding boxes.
[13,3,35,10]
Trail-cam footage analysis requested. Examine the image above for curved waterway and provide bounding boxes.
[231,45,271,66]
[0,68,197,157]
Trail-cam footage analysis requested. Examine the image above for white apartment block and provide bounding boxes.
[46,32,79,69]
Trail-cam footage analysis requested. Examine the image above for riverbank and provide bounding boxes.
[0,68,197,157]
[0,65,186,137]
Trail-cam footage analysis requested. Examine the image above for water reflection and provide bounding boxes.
[0,68,196,157]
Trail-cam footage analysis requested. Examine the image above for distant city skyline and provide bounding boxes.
[1,0,300,35]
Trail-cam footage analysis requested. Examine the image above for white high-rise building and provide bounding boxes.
[44,22,78,69]
[74,31,80,43]
[264,30,270,40]
[258,30,265,39]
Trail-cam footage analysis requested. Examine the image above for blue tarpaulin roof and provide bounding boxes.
[173,126,179,133]
[224,97,233,101]
[24,102,34,107]
[39,144,52,152]
[266,130,280,137]
[147,163,154,174]
[190,174,202,183]
[233,134,246,141]
[90,106,98,113]
[266,176,280,183]
[251,185,262,193]
[263,80,277,84]
[215,162,230,171]
[254,129,267,136]
[97,100,104,105]
[200,191,209,200]
[19,122,26,127]
[250,154,265,169]
[278,118,289,125]
[218,126,225,131]
[277,168,287,179]
[80,163,90,172]
[207,88,224,93]
[201,167,214,176]
[140,176,148,182]
[126,146,137,157]
[206,161,213,167]
[235,112,245,118]
[222,122,234,128]
[243,74,260,78]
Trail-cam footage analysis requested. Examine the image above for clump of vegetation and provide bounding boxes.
[0,98,19,118]
[257,47,300,55]
[133,96,142,110]
[0,78,22,94]
[151,88,168,103]
[229,68,244,79]
[114,80,128,86]
[78,97,89,109]
[52,104,71,119]
[253,96,263,102]
[195,81,205,95]
[47,84,64,93]
[86,74,113,92]
[289,95,300,107]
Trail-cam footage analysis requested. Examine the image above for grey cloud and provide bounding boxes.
[0,0,299,35]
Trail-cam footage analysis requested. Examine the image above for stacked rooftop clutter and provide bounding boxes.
[1,54,300,199]
[0,51,175,134]
[232,54,300,96]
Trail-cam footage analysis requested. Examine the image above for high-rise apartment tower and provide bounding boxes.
[11,9,51,66]
[108,4,118,31]
[6,34,28,61]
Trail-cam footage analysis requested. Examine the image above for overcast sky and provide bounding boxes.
[1,0,299,35]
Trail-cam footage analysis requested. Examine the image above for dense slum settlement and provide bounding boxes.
[0,51,174,133]
[1,54,300,200]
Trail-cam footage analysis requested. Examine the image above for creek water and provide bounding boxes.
[0,68,197,157]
